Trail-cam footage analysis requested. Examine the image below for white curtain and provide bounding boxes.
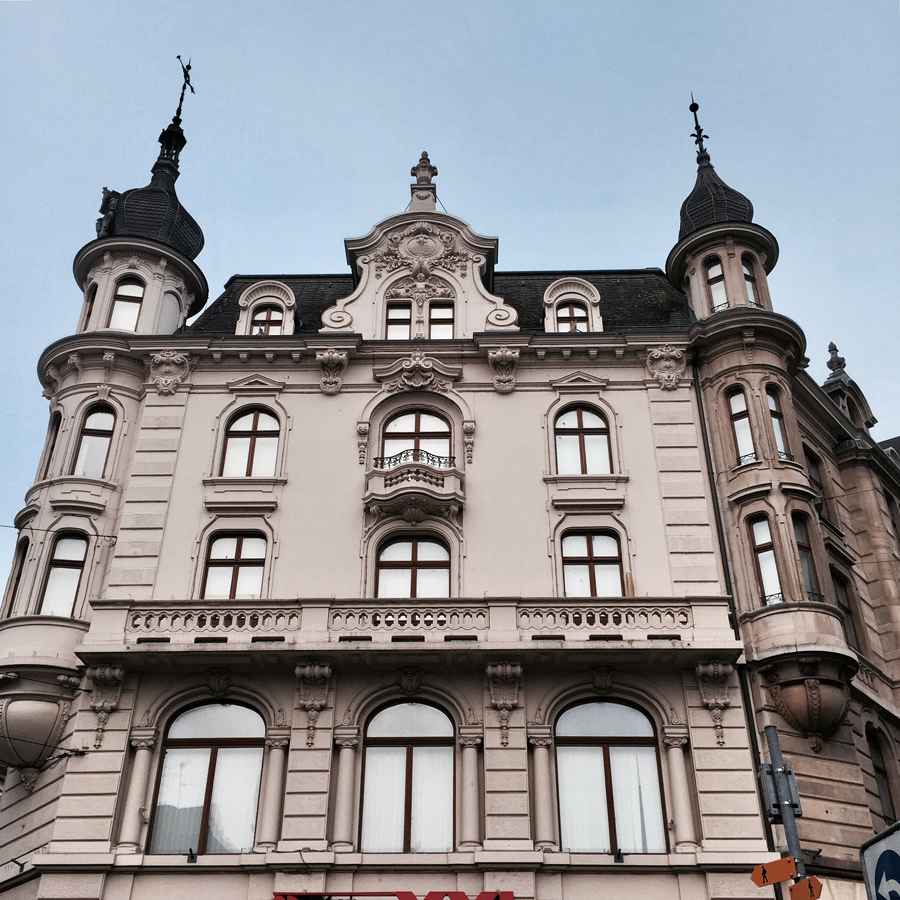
[557,746,609,852]
[360,747,407,852]
[410,746,453,852]
[609,746,666,852]
[206,747,264,853]
[149,748,210,853]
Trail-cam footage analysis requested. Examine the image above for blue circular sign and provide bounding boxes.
[875,848,900,900]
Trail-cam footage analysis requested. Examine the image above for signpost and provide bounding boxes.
[751,856,797,887]
[788,876,823,900]
[860,818,900,900]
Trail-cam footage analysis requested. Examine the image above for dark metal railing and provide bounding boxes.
[373,449,456,470]
[777,451,795,462]
[763,592,785,605]
[805,590,824,603]
[736,452,758,466]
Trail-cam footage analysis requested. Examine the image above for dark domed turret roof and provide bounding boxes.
[95,115,204,260]
[678,149,754,242]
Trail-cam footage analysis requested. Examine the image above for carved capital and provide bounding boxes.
[86,665,124,748]
[486,662,522,747]
[661,724,690,750]
[645,344,686,390]
[528,725,553,749]
[487,347,520,393]
[296,664,332,747]
[149,349,190,395]
[130,726,158,752]
[316,348,348,394]
[695,661,733,747]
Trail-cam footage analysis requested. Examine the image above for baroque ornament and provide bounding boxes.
[86,665,124,749]
[487,347,520,393]
[316,348,349,394]
[369,221,475,280]
[645,344,686,390]
[695,661,733,746]
[296,663,332,748]
[149,350,190,395]
[385,273,455,339]
[383,350,452,393]
[486,662,522,747]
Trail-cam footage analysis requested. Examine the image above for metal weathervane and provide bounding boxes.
[689,94,708,155]
[175,55,195,119]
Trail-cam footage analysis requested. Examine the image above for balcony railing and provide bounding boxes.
[736,452,759,466]
[373,449,456,470]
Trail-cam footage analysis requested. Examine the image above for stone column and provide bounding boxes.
[331,726,359,851]
[256,728,290,849]
[528,726,556,850]
[458,727,483,849]
[117,727,158,852]
[662,725,697,850]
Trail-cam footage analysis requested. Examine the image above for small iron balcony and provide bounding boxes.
[374,449,456,470]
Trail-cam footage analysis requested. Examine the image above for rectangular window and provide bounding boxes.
[729,391,756,464]
[751,518,782,604]
[386,304,412,340]
[428,304,454,339]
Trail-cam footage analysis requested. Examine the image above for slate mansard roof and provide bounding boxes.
[187,268,693,336]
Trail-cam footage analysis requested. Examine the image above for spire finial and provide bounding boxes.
[827,342,847,376]
[409,151,438,211]
[152,57,195,186]
[175,55,195,123]
[689,95,709,160]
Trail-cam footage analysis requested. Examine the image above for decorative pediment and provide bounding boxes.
[373,351,462,393]
[550,371,609,391]
[226,374,285,395]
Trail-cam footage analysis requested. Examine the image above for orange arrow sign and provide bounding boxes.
[751,856,798,886]
[789,876,823,900]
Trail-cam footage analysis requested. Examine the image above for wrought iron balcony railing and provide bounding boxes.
[736,452,759,466]
[373,449,456,470]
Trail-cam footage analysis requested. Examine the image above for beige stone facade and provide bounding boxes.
[0,128,897,900]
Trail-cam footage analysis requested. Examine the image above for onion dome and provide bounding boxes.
[678,101,753,241]
[95,60,204,260]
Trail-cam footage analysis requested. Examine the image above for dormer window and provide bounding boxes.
[234,281,297,337]
[428,304,454,339]
[556,301,589,333]
[705,258,727,311]
[250,305,284,335]
[108,278,144,331]
[543,278,602,332]
[742,256,760,307]
[386,303,412,340]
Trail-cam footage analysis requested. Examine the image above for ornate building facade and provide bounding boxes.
[0,97,898,900]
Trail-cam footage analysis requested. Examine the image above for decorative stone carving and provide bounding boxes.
[86,665,124,749]
[760,655,856,752]
[207,668,231,697]
[103,350,116,383]
[398,667,424,696]
[591,666,614,695]
[296,663,332,748]
[369,221,475,280]
[645,344,686,390]
[412,151,438,185]
[463,421,475,464]
[486,662,522,747]
[316,348,348,394]
[67,354,82,382]
[827,342,846,376]
[43,365,60,399]
[695,661,733,746]
[0,695,71,788]
[149,350,190,395]
[374,350,459,393]
[386,273,456,339]
[357,423,369,464]
[366,496,461,536]
[487,347,520,393]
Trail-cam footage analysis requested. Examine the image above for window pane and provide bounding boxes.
[210,537,238,560]
[799,550,817,594]
[729,393,747,415]
[205,747,263,853]
[380,541,413,561]
[556,435,582,474]
[746,279,758,305]
[221,437,251,477]
[767,392,779,412]
[109,300,140,331]
[250,437,278,477]
[85,411,115,431]
[430,323,453,339]
[368,703,454,738]
[360,747,407,852]
[415,567,450,598]
[386,323,410,340]
[563,564,592,597]
[416,540,449,561]
[758,549,782,600]
[40,567,81,616]
[150,748,211,853]
[419,414,449,433]
[240,538,267,560]
[772,420,788,455]
[557,702,654,738]
[590,534,619,558]
[53,537,87,562]
[255,412,279,431]
[556,410,580,428]
[377,568,411,598]
[733,418,754,459]
[418,437,451,457]
[558,746,609,852]
[411,746,453,852]
[73,434,111,478]
[706,261,723,279]
[383,438,414,458]
[610,746,666,853]
[116,281,145,298]
[387,306,410,320]
[203,568,233,600]
[430,307,453,320]
[709,280,727,307]
[386,415,417,434]
[752,519,772,546]
[170,704,266,739]
[230,413,256,430]
[583,435,611,474]
[234,565,263,600]
[593,564,624,598]
[562,534,588,556]
[580,410,604,428]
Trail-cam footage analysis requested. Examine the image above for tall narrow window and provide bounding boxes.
[792,514,821,601]
[386,303,412,340]
[767,388,791,460]
[201,535,266,600]
[376,537,450,599]
[72,406,115,479]
[750,517,782,604]
[220,410,279,477]
[40,412,62,480]
[742,256,759,306]
[379,411,452,469]
[561,532,624,598]
[4,539,29,618]
[557,301,589,332]
[250,305,284,335]
[554,407,612,475]
[428,304,454,339]
[360,703,454,853]
[804,448,824,496]
[867,728,896,829]
[832,571,858,649]
[728,389,756,465]
[108,278,144,331]
[83,284,97,330]
[556,702,666,854]
[705,257,727,310]
[149,704,265,855]
[39,533,88,617]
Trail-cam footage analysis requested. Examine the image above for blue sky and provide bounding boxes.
[0,0,898,566]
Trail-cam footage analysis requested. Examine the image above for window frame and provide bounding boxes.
[560,530,625,598]
[727,388,756,465]
[554,405,613,475]
[427,303,455,340]
[219,408,280,478]
[748,515,783,605]
[705,256,727,312]
[249,305,284,336]
[831,569,860,650]
[556,301,590,333]
[766,387,792,461]
[866,726,897,830]
[554,700,668,855]
[375,535,451,599]
[378,410,453,469]
[107,277,145,331]
[39,412,62,481]
[792,513,821,601]
[71,404,116,479]
[742,255,760,307]
[200,533,267,601]
[3,538,29,618]
[38,531,89,617]
[358,701,456,854]
[386,303,413,341]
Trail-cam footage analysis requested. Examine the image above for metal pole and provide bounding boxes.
[765,725,806,879]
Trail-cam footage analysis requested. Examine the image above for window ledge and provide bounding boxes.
[47,477,120,515]
[202,477,286,491]
[202,478,286,512]
[543,474,629,486]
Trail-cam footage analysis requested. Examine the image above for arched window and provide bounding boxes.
[4,538,29,618]
[250,305,284,335]
[149,704,265,855]
[831,570,859,649]
[360,702,454,853]
[554,407,612,475]
[72,405,115,479]
[866,727,897,829]
[40,412,62,480]
[108,277,145,331]
[378,411,452,469]
[39,533,88,616]
[742,256,759,306]
[749,516,782,604]
[705,257,727,310]
[792,514,821,601]
[561,532,624,598]
[83,284,97,330]
[728,389,756,465]
[557,301,589,333]
[555,702,665,854]
[767,387,791,460]
[201,534,266,600]
[386,303,412,340]
[376,537,450,599]
[220,410,279,477]
[428,304,454,339]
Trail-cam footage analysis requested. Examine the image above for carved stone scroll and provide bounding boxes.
[375,350,461,394]
[695,661,733,746]
[487,347,520,393]
[317,349,348,394]
[296,663,332,747]
[149,350,191,395]
[86,665,125,749]
[645,344,686,391]
[486,662,522,747]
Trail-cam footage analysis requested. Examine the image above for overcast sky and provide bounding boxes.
[0,0,898,567]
